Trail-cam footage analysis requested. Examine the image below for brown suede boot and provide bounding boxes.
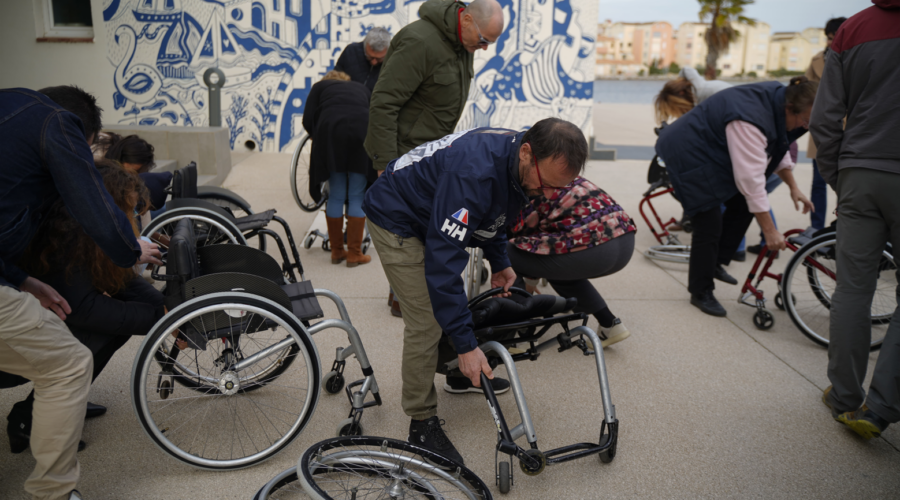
[346,216,372,267]
[326,216,346,264]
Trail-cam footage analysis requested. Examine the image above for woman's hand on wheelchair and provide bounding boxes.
[491,267,517,298]
[138,239,163,266]
[458,347,493,387]
[790,187,814,215]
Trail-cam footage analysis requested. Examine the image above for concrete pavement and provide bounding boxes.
[1,104,898,499]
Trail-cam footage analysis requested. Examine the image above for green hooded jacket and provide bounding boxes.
[364,0,474,170]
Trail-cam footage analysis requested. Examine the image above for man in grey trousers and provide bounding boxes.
[809,0,900,440]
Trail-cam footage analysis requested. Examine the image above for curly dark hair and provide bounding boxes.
[20,159,150,294]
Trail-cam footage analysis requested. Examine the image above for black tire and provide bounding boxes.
[498,461,511,494]
[753,310,774,330]
[480,266,489,286]
[142,208,245,255]
[290,135,327,212]
[304,235,315,249]
[682,219,693,233]
[299,436,492,500]
[132,292,320,470]
[518,449,546,476]
[322,371,345,394]
[196,189,267,252]
[336,418,363,437]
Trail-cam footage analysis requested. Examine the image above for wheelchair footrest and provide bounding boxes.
[345,378,382,409]
[544,419,618,465]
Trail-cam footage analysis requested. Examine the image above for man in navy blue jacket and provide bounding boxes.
[0,86,161,500]
[364,117,587,463]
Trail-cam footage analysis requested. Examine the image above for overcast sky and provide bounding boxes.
[598,0,872,33]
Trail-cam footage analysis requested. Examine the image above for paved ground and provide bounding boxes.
[2,104,898,499]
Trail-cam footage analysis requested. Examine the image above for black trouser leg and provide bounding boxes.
[717,194,756,266]
[688,206,723,295]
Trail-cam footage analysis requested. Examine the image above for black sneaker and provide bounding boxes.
[408,416,465,464]
[747,244,763,255]
[732,250,746,262]
[443,376,510,394]
[714,265,738,285]
[690,290,727,317]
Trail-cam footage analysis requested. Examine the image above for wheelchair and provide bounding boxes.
[641,124,690,264]
[738,225,895,350]
[142,164,306,282]
[130,218,383,470]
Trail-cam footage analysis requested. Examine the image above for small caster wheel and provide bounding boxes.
[159,380,172,400]
[362,239,371,255]
[519,449,546,476]
[540,278,548,287]
[480,266,489,286]
[774,292,795,311]
[498,461,511,494]
[598,433,616,463]
[321,370,345,394]
[337,417,363,437]
[753,310,774,330]
[682,219,694,233]
[322,239,330,251]
[303,235,315,249]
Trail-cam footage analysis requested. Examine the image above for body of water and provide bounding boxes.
[593,80,667,104]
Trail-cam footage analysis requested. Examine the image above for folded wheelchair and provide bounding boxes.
[130,218,382,470]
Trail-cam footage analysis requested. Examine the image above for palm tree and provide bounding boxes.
[698,0,757,80]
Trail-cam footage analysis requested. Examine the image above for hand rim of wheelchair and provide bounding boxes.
[142,208,247,247]
[643,244,691,264]
[781,233,890,350]
[290,134,328,213]
[254,467,300,500]
[297,436,491,500]
[131,292,321,470]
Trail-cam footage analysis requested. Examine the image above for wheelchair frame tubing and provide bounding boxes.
[639,187,679,245]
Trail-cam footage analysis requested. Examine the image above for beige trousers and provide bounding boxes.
[369,222,458,420]
[0,285,92,500]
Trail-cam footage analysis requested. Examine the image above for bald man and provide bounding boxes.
[364,0,503,173]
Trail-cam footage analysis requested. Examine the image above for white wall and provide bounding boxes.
[0,0,117,117]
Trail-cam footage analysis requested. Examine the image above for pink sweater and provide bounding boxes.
[725,120,794,213]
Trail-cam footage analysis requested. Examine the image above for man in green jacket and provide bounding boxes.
[364,0,503,171]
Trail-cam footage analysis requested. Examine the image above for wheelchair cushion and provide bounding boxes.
[470,293,577,329]
[233,210,276,232]
[280,280,324,321]
[198,244,284,284]
[171,163,198,199]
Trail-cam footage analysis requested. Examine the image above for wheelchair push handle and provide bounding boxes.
[467,286,532,307]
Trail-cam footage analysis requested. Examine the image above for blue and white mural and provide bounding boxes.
[102,0,595,152]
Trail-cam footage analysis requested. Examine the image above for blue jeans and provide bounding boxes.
[810,160,828,230]
[326,172,367,219]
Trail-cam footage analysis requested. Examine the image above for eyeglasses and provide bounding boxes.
[364,47,385,64]
[471,18,494,49]
[528,142,567,191]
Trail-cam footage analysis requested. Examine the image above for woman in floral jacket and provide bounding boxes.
[509,176,636,347]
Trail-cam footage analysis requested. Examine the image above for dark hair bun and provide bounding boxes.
[789,76,809,86]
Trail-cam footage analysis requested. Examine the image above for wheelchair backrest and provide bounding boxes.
[164,218,201,309]
[171,162,199,199]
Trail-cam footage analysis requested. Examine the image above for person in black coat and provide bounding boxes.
[6,160,165,453]
[334,27,391,92]
[302,70,375,268]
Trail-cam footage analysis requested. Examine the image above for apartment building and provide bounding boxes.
[768,28,827,72]
[675,21,771,77]
[596,21,675,77]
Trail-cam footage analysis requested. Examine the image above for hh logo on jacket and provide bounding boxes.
[441,218,467,241]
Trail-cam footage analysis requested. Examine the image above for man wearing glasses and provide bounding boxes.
[364,0,503,176]
[363,118,587,464]
[334,27,392,92]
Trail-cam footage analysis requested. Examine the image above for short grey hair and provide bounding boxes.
[364,27,391,52]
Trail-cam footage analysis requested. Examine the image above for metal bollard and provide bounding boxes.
[203,67,226,127]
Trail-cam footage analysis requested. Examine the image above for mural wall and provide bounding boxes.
[101,0,596,153]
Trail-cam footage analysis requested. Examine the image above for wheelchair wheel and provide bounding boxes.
[132,292,320,470]
[298,436,492,500]
[290,135,327,213]
[254,468,303,500]
[196,189,266,252]
[782,233,893,350]
[142,208,246,253]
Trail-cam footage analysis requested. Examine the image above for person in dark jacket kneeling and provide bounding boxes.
[363,118,587,464]
[303,70,377,267]
[6,160,165,453]
[655,78,816,317]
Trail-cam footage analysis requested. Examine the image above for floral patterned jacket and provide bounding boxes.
[509,177,636,255]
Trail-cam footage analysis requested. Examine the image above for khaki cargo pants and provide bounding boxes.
[0,285,92,500]
[369,221,458,420]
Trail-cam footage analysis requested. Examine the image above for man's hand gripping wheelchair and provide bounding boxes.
[445,287,619,494]
[131,218,382,471]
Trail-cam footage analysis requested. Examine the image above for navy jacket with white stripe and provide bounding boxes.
[363,127,530,354]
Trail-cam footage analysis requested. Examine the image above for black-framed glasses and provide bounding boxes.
[471,18,494,49]
[528,142,567,191]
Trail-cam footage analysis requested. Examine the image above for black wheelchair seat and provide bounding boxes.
[471,293,576,329]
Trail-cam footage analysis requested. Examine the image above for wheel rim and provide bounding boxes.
[143,212,246,253]
[291,135,327,212]
[135,301,318,469]
[299,437,491,500]
[783,236,894,347]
